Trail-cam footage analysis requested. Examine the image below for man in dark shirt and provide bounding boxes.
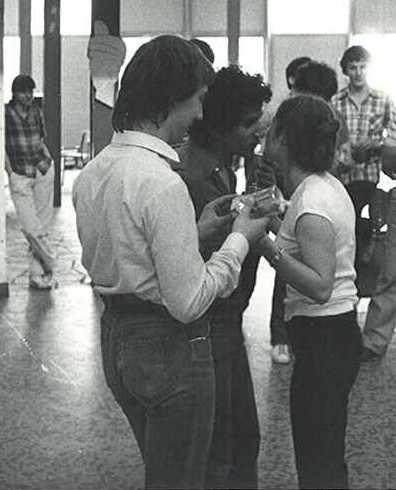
[5,75,56,289]
[173,65,272,489]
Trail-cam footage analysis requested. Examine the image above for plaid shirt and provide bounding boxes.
[331,86,396,185]
[5,101,52,178]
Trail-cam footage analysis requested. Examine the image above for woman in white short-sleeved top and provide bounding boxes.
[260,94,363,490]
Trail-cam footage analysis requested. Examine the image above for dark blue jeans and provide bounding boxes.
[101,298,215,489]
[205,304,260,489]
[286,311,363,489]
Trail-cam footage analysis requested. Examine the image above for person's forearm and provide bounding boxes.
[257,235,332,304]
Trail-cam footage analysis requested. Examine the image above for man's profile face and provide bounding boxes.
[346,60,368,89]
[14,89,34,109]
[168,85,207,145]
[229,107,263,158]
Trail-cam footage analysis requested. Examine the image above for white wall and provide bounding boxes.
[0,56,6,289]
[32,36,90,148]
[269,34,349,109]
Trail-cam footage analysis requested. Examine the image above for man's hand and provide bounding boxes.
[353,137,382,163]
[232,201,270,244]
[197,194,236,241]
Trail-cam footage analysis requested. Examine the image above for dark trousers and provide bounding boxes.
[269,272,288,346]
[286,311,363,489]
[101,298,215,489]
[205,307,260,489]
[345,180,377,219]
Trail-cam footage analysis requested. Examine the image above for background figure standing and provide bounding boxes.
[5,74,56,289]
[361,140,396,361]
[331,46,396,270]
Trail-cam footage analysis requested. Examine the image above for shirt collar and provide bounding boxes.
[111,130,180,163]
[338,85,377,101]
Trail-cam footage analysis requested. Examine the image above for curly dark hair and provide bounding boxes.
[340,45,371,75]
[293,61,338,102]
[112,35,215,132]
[189,65,272,146]
[274,95,340,173]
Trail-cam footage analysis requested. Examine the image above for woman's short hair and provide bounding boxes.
[293,61,338,102]
[189,64,272,147]
[112,35,215,132]
[190,38,215,64]
[340,45,371,75]
[274,94,340,173]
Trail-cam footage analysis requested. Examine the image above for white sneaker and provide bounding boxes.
[271,344,292,364]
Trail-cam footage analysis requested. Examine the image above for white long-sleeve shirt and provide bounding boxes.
[72,131,249,324]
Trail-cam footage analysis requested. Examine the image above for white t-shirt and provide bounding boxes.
[276,172,358,321]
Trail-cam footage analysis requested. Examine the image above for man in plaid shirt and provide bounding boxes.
[331,45,396,219]
[5,75,56,289]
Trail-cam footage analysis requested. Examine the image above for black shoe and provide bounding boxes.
[362,346,382,363]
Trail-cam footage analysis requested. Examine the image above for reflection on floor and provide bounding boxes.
[1,169,396,489]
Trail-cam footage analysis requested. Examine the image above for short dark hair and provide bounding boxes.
[112,35,215,132]
[293,61,338,102]
[285,56,312,89]
[273,94,340,173]
[12,74,36,94]
[189,65,272,146]
[190,38,215,64]
[340,45,371,75]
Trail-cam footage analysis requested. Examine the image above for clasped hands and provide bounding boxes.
[197,189,285,244]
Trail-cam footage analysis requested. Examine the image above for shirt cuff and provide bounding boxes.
[221,232,250,263]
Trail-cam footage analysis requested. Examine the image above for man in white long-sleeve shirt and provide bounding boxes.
[73,35,274,490]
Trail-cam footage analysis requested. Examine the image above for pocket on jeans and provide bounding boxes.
[119,333,186,408]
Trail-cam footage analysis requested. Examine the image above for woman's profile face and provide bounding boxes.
[265,123,289,173]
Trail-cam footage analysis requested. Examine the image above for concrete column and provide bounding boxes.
[183,0,192,39]
[44,0,61,207]
[90,0,120,156]
[0,0,9,297]
[19,0,32,75]
[227,0,240,65]
[263,0,269,79]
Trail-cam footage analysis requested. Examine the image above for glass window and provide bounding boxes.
[239,37,265,76]
[31,0,44,36]
[120,37,152,81]
[61,0,91,35]
[32,0,91,36]
[199,37,228,70]
[270,0,350,34]
[352,34,396,104]
[4,37,21,102]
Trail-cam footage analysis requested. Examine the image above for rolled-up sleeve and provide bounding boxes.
[144,181,249,323]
